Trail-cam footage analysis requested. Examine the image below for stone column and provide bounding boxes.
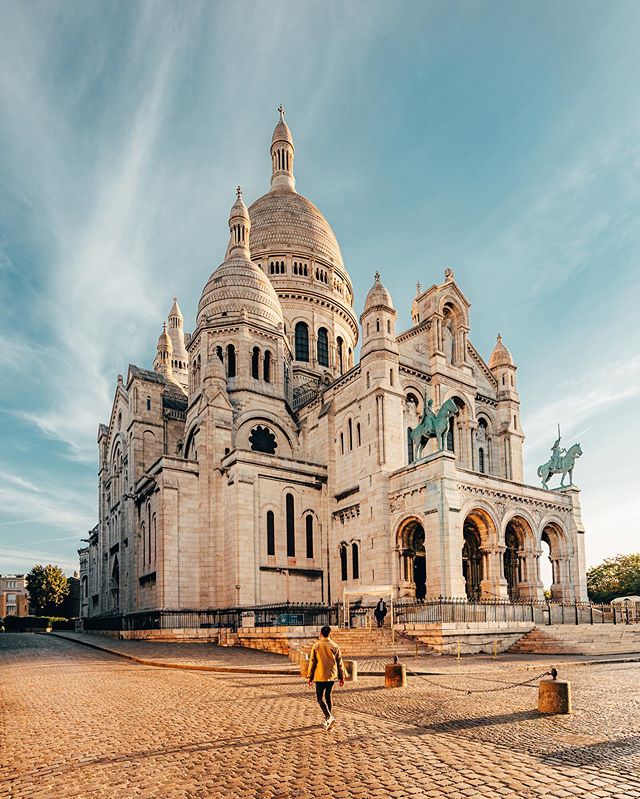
[481,545,508,599]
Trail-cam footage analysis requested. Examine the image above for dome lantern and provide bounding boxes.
[270,105,295,192]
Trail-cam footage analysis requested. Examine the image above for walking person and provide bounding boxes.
[307,625,345,730]
[374,597,388,628]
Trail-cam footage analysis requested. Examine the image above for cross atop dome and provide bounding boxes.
[236,185,243,199]
[278,104,285,121]
[270,107,295,192]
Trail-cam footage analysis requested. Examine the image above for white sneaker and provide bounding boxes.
[326,714,336,730]
[322,716,330,730]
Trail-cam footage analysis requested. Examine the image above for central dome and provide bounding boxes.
[248,190,345,269]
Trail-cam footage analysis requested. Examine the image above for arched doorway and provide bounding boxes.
[462,523,482,600]
[462,509,494,600]
[540,522,568,600]
[398,519,427,600]
[503,516,535,600]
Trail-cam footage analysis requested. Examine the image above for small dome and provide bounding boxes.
[157,323,172,352]
[363,272,393,312]
[198,189,284,330]
[489,334,514,369]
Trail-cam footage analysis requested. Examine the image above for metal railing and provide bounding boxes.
[83,603,338,632]
[81,599,640,632]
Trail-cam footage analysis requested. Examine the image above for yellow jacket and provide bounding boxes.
[308,637,345,682]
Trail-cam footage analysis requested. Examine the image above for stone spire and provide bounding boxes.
[228,186,251,258]
[270,106,295,192]
[167,297,187,358]
[154,322,175,383]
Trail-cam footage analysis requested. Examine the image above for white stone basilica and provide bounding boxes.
[80,111,588,619]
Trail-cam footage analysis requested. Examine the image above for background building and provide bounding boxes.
[0,575,29,617]
[81,112,587,618]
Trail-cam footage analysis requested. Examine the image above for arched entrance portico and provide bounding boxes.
[462,508,496,600]
[541,521,571,601]
[503,515,540,600]
[397,518,426,600]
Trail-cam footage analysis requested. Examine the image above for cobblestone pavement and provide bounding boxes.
[2,635,640,799]
[51,633,298,672]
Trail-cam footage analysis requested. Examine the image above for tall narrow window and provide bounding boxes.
[447,422,455,452]
[252,346,260,379]
[340,544,348,581]
[407,427,414,463]
[340,432,344,455]
[146,396,151,411]
[295,322,309,362]
[263,351,272,383]
[352,543,360,579]
[478,447,485,474]
[348,419,353,451]
[305,515,314,559]
[357,423,361,446]
[286,493,295,557]
[226,344,236,378]
[317,327,329,367]
[266,511,275,556]
[336,336,344,374]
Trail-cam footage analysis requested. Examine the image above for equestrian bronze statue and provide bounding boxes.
[410,393,459,459]
[537,427,582,490]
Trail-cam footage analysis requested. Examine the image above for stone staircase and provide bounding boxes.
[318,628,434,658]
[508,624,640,656]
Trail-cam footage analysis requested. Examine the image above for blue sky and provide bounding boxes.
[0,1,638,576]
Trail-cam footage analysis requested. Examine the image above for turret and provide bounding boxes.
[270,105,295,192]
[167,297,188,391]
[154,323,175,384]
[360,272,399,389]
[489,334,524,481]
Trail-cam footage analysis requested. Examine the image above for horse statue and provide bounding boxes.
[410,396,459,459]
[537,443,583,490]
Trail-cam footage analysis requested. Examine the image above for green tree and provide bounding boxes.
[26,564,70,616]
[587,553,640,603]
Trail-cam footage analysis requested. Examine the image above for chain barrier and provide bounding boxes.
[402,665,557,694]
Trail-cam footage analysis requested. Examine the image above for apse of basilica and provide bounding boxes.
[79,111,587,619]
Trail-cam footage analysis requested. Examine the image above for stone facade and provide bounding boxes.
[81,112,588,618]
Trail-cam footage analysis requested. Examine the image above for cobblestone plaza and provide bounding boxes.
[2,635,639,799]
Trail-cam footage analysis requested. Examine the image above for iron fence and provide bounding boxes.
[83,603,338,632]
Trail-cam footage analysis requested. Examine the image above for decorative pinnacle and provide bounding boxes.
[374,271,381,283]
[236,185,242,199]
[416,281,421,295]
[173,296,178,303]
[497,333,502,343]
[162,321,167,331]
[278,104,285,121]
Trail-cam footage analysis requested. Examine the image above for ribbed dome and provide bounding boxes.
[157,323,172,351]
[489,334,514,369]
[248,190,345,269]
[198,254,284,330]
[364,272,393,311]
[198,188,285,330]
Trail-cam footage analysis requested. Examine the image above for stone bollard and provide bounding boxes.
[385,662,406,688]
[538,678,571,714]
[343,659,358,682]
[300,656,310,679]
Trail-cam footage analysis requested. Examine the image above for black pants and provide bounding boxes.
[315,681,334,719]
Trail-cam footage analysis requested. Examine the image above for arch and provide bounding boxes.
[396,517,426,600]
[235,413,294,458]
[503,514,535,600]
[317,327,329,367]
[540,519,570,600]
[184,426,199,462]
[462,506,498,600]
[295,322,309,362]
